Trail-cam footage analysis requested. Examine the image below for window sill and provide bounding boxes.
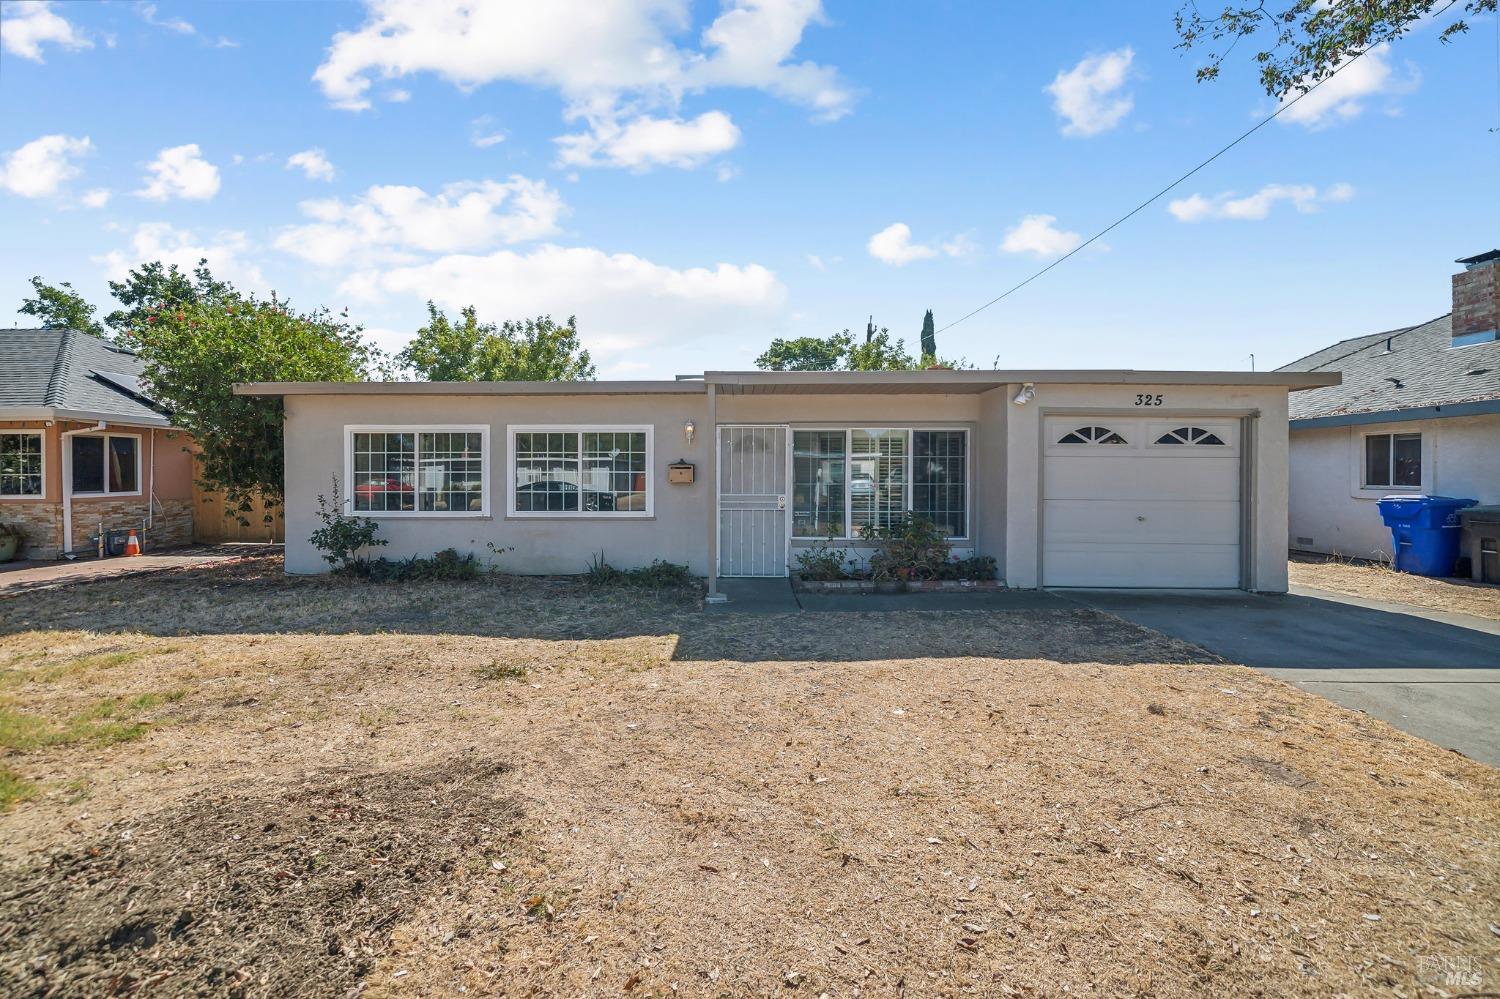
[507,514,656,522]
[0,495,48,501]
[72,491,143,499]
[353,512,492,520]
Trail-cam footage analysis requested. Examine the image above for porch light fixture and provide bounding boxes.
[1013,383,1036,406]
[683,420,697,443]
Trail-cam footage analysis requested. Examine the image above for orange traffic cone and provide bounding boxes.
[124,529,142,557]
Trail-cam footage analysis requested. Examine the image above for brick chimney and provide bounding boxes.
[1452,250,1500,347]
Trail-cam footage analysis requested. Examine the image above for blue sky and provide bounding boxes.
[2,1,1496,378]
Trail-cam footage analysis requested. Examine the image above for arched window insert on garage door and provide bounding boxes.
[1154,427,1227,446]
[1057,426,1127,445]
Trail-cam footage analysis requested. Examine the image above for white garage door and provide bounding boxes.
[1042,416,1242,588]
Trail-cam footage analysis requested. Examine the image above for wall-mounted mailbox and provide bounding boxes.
[667,461,695,484]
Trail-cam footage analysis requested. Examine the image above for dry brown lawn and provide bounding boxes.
[1290,554,1500,622]
[0,557,1497,998]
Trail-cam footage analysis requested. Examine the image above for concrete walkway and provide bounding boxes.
[1066,587,1500,766]
[0,544,281,596]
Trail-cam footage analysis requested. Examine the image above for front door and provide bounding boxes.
[718,425,788,577]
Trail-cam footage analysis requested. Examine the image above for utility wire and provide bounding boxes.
[936,46,1374,336]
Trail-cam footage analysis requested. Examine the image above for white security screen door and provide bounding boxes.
[718,425,789,577]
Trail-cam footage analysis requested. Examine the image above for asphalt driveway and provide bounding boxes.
[1068,586,1500,766]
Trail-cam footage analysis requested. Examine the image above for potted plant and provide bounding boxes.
[0,522,21,563]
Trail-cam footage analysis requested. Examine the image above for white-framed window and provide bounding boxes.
[1,431,45,498]
[71,432,139,496]
[508,425,653,518]
[1363,431,1421,488]
[344,426,488,516]
[792,427,968,540]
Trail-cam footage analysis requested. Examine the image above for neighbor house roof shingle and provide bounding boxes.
[1278,313,1500,422]
[0,328,171,425]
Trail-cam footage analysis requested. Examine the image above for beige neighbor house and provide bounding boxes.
[1,329,195,559]
[1278,251,1500,564]
[239,366,1337,596]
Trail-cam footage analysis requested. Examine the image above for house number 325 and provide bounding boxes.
[1134,393,1164,406]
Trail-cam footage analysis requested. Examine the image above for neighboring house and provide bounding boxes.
[236,366,1335,594]
[0,329,195,559]
[1278,252,1500,561]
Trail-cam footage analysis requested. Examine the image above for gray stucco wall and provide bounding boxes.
[282,393,712,575]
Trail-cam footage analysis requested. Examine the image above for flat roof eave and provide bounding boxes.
[234,369,1340,397]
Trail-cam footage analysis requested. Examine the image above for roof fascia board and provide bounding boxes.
[1290,398,1500,429]
[0,406,174,428]
[703,370,1340,389]
[233,380,708,397]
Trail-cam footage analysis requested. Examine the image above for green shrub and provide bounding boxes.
[583,551,625,585]
[795,533,851,580]
[309,477,386,571]
[347,548,485,582]
[860,515,951,581]
[581,552,693,588]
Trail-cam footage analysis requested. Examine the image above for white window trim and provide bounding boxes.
[0,429,46,501]
[343,425,490,518]
[790,426,971,542]
[71,431,142,498]
[507,424,655,519]
[1358,429,1424,493]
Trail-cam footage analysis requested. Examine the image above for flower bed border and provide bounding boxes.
[792,576,1006,594]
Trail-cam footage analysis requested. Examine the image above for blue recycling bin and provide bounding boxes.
[1376,495,1477,576]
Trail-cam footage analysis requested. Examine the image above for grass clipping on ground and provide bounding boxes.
[1290,554,1500,621]
[0,558,1496,998]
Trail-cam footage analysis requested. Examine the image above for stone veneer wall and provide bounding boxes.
[2,502,63,560]
[69,497,194,554]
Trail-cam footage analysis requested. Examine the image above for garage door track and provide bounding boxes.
[1067,587,1500,766]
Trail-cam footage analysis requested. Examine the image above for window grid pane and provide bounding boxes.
[1392,433,1421,487]
[913,430,966,538]
[0,433,43,496]
[418,432,484,513]
[792,430,846,537]
[1365,435,1392,487]
[108,436,137,493]
[352,432,415,512]
[515,431,580,512]
[850,430,907,533]
[581,432,647,512]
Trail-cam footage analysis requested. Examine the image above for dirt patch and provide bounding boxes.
[1290,554,1500,621]
[0,558,1496,997]
[0,754,518,998]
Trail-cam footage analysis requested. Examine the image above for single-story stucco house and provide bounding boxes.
[1278,251,1500,562]
[1,329,195,559]
[237,367,1337,595]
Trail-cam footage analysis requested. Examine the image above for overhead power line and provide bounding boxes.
[936,46,1374,337]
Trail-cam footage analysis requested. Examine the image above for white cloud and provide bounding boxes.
[1047,47,1134,137]
[557,110,741,170]
[286,148,336,181]
[81,188,111,208]
[0,134,92,198]
[1000,214,1082,257]
[1,1,90,61]
[136,143,221,200]
[1168,182,1355,222]
[138,3,194,35]
[345,243,787,356]
[866,223,974,266]
[867,223,936,266]
[470,115,507,148]
[274,175,564,267]
[312,0,850,169]
[96,222,266,292]
[1277,44,1412,128]
[385,88,411,103]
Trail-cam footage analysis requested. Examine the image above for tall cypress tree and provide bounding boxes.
[920,309,936,360]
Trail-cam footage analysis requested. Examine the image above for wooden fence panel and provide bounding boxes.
[191,460,285,543]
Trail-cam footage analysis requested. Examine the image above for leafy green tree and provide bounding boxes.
[919,309,936,363]
[754,332,854,371]
[105,259,232,337]
[397,303,595,381]
[845,326,916,371]
[19,277,106,339]
[127,286,382,518]
[1175,0,1494,96]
